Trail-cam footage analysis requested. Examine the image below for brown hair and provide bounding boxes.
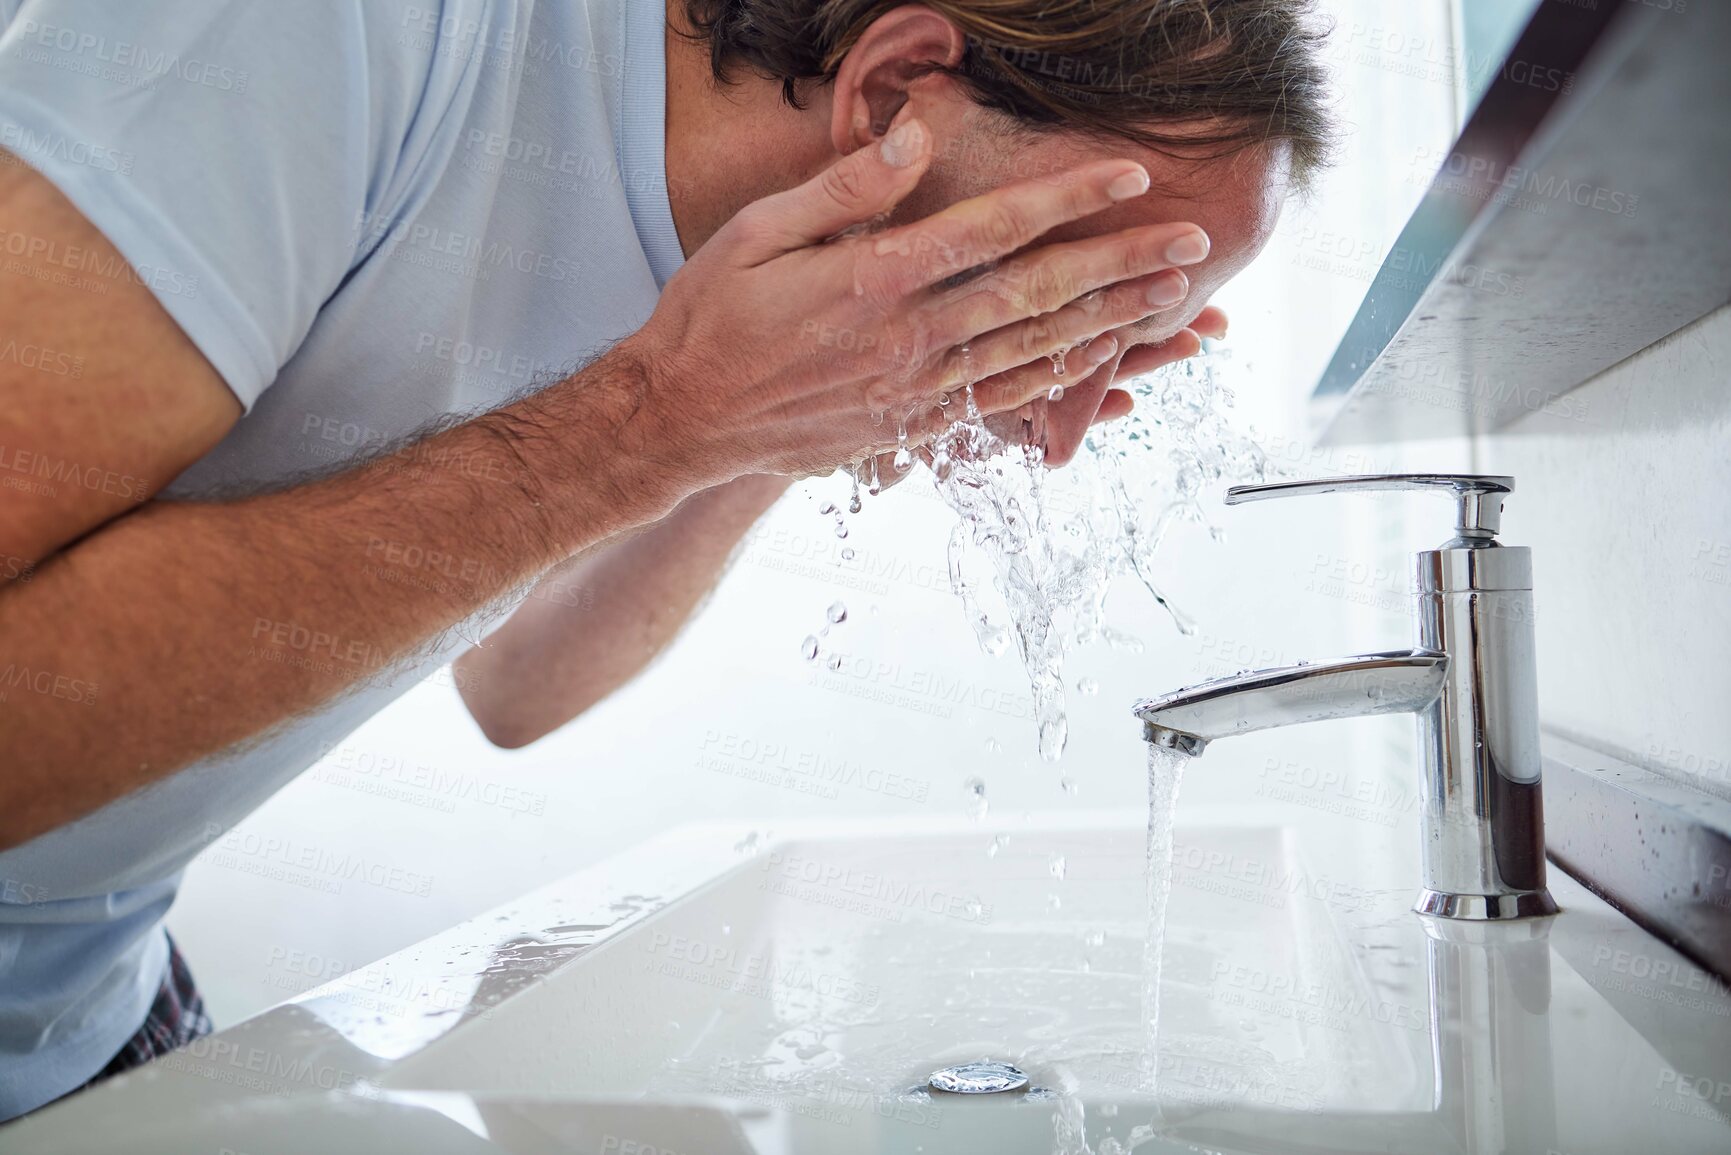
[681,0,1335,183]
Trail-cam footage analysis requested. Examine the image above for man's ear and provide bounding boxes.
[828,6,966,154]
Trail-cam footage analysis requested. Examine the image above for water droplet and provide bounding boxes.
[1061,775,1079,796]
[827,601,848,624]
[800,636,819,661]
[1076,677,1099,696]
[826,653,842,671]
[1048,853,1067,881]
[1038,716,1068,762]
[963,776,988,820]
[892,446,915,473]
[1050,348,1067,376]
[818,501,836,515]
[841,547,856,560]
[1048,384,1066,403]
[833,522,849,539]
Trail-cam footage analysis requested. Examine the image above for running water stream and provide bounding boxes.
[1141,745,1191,1091]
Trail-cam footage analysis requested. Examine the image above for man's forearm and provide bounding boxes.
[0,346,679,850]
[456,472,790,747]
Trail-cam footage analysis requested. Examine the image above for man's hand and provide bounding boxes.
[1034,303,1230,466]
[622,114,1210,488]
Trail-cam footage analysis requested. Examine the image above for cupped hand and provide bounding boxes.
[976,304,1228,467]
[621,110,1212,490]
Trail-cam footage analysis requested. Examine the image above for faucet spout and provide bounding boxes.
[1133,649,1448,753]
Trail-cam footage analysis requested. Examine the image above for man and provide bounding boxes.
[0,0,1329,1121]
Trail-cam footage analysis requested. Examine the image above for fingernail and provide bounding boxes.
[1107,167,1150,201]
[1092,334,1119,360]
[880,119,925,168]
[1165,230,1211,265]
[1146,270,1189,308]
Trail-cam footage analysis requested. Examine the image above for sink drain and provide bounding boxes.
[928,1061,1030,1095]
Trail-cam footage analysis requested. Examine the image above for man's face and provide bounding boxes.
[894,100,1290,461]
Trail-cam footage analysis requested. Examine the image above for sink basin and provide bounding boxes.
[11,812,1731,1154]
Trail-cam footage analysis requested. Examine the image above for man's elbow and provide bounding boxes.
[460,688,546,750]
[458,678,599,751]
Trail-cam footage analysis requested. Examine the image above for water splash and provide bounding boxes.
[927,351,1268,760]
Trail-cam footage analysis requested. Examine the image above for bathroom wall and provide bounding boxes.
[1472,305,1731,801]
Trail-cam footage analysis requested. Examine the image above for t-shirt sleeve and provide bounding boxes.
[0,0,466,410]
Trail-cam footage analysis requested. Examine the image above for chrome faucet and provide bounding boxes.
[1134,475,1557,921]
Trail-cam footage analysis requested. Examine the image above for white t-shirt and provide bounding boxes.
[0,0,684,1118]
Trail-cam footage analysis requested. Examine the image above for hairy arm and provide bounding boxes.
[0,156,680,850]
[456,473,790,747]
[2,113,1206,848]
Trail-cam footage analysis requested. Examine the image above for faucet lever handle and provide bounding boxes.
[1225,474,1514,541]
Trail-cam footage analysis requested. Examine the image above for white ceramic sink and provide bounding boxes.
[11,812,1731,1154]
